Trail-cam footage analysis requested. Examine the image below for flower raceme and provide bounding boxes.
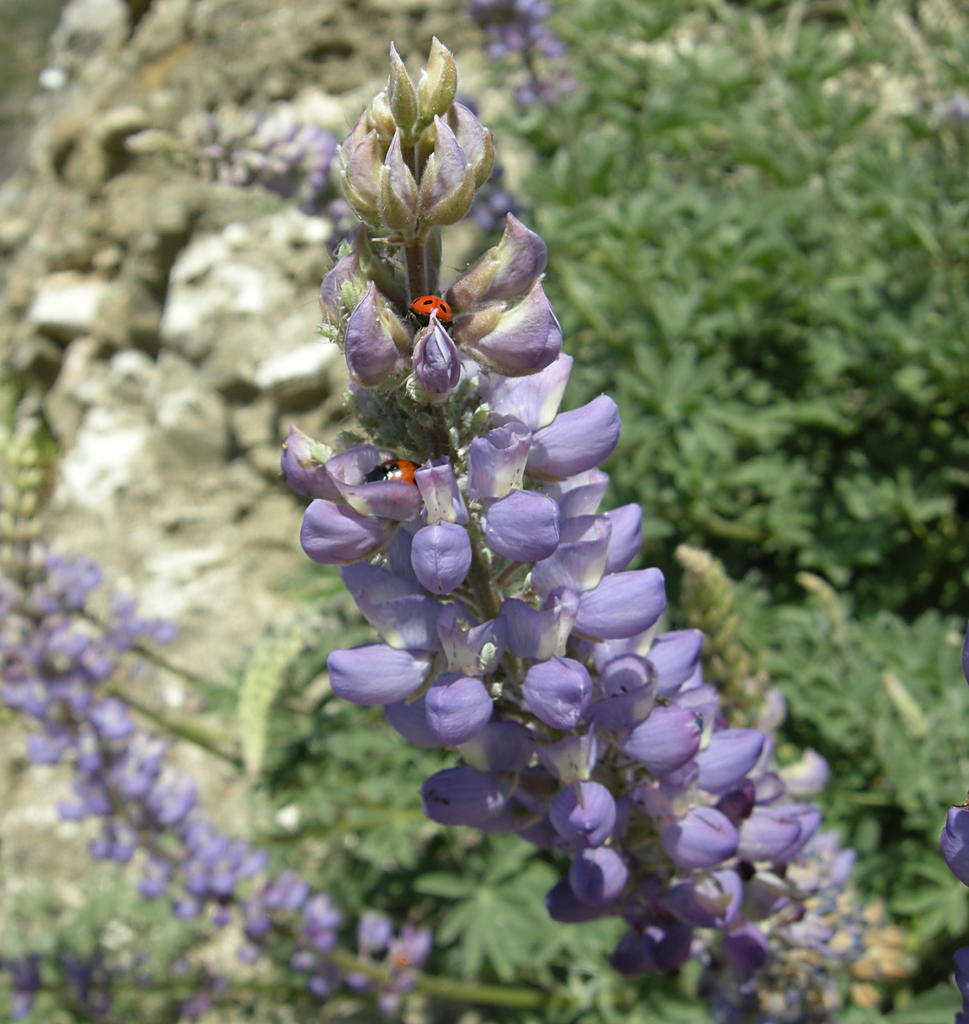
[282,39,855,993]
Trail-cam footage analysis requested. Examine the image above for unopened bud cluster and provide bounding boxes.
[339,38,494,239]
[281,40,876,1006]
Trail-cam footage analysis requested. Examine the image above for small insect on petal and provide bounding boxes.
[364,458,419,485]
[409,295,453,323]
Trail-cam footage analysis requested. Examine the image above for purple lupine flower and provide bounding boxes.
[278,38,860,1007]
[193,107,341,218]
[0,533,433,1012]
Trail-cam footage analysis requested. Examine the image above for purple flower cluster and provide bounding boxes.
[194,108,347,219]
[346,911,432,1015]
[469,0,574,105]
[940,627,969,1021]
[283,39,859,999]
[0,546,430,1016]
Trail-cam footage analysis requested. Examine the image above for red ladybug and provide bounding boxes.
[409,295,452,324]
[364,458,419,485]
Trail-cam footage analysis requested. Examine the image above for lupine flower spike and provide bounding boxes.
[282,40,873,1017]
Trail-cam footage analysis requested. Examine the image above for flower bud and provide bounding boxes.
[445,101,494,188]
[319,250,365,325]
[449,214,547,309]
[413,320,461,399]
[417,38,458,120]
[418,117,475,225]
[338,123,383,226]
[344,282,407,387]
[387,44,419,134]
[456,279,562,376]
[365,89,397,142]
[280,424,338,500]
[380,131,419,232]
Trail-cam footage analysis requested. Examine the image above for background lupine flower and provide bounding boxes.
[193,107,347,220]
[941,623,969,1020]
[282,39,872,1010]
[469,0,575,106]
[0,536,432,1014]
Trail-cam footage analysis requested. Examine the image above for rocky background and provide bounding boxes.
[0,0,500,954]
[1,0,494,677]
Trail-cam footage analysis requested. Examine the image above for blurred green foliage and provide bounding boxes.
[512,0,969,617]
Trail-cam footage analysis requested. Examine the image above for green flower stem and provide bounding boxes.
[327,947,560,1011]
[104,681,242,770]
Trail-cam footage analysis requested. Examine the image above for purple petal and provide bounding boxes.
[280,424,339,500]
[413,320,461,398]
[499,589,579,660]
[415,458,467,524]
[300,500,397,565]
[661,806,739,869]
[436,604,505,675]
[603,504,642,573]
[574,568,666,640]
[568,847,628,906]
[943,807,969,886]
[461,720,535,773]
[526,395,620,479]
[695,729,766,795]
[344,282,404,387]
[549,780,616,848]
[532,515,610,598]
[385,695,443,748]
[484,353,572,430]
[341,562,441,650]
[622,705,702,775]
[609,929,659,975]
[545,877,608,923]
[648,630,704,696]
[421,766,509,826]
[523,656,592,729]
[483,489,560,561]
[467,422,531,499]
[425,674,493,745]
[724,923,769,971]
[410,522,471,594]
[327,644,431,705]
[737,806,805,863]
[545,468,609,518]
